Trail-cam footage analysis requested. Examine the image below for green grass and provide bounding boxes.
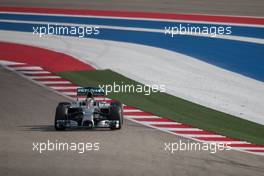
[57,69,264,145]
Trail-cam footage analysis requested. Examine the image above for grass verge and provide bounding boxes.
[58,69,264,145]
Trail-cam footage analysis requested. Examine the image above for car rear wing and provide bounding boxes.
[77,87,105,97]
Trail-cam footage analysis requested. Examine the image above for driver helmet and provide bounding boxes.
[85,92,94,107]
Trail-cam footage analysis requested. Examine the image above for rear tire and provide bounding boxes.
[54,102,70,131]
[109,103,123,130]
[110,101,123,125]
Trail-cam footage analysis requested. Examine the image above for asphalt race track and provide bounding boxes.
[0,1,264,176]
[0,61,264,176]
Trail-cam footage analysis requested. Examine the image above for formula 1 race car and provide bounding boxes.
[54,87,123,131]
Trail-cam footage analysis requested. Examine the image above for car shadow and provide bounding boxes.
[17,125,112,132]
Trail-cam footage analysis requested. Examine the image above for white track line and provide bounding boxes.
[230,147,264,150]
[192,140,252,144]
[1,11,263,27]
[140,121,181,125]
[0,60,24,65]
[41,81,72,84]
[161,128,204,131]
[206,141,250,144]
[50,86,80,90]
[94,97,111,101]
[178,134,224,138]
[123,109,143,112]
[19,71,50,74]
[60,92,76,96]
[125,115,161,118]
[27,76,61,79]
[11,66,43,70]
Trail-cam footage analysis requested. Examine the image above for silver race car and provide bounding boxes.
[54,87,123,131]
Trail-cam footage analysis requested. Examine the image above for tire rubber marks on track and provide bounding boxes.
[1,61,264,156]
